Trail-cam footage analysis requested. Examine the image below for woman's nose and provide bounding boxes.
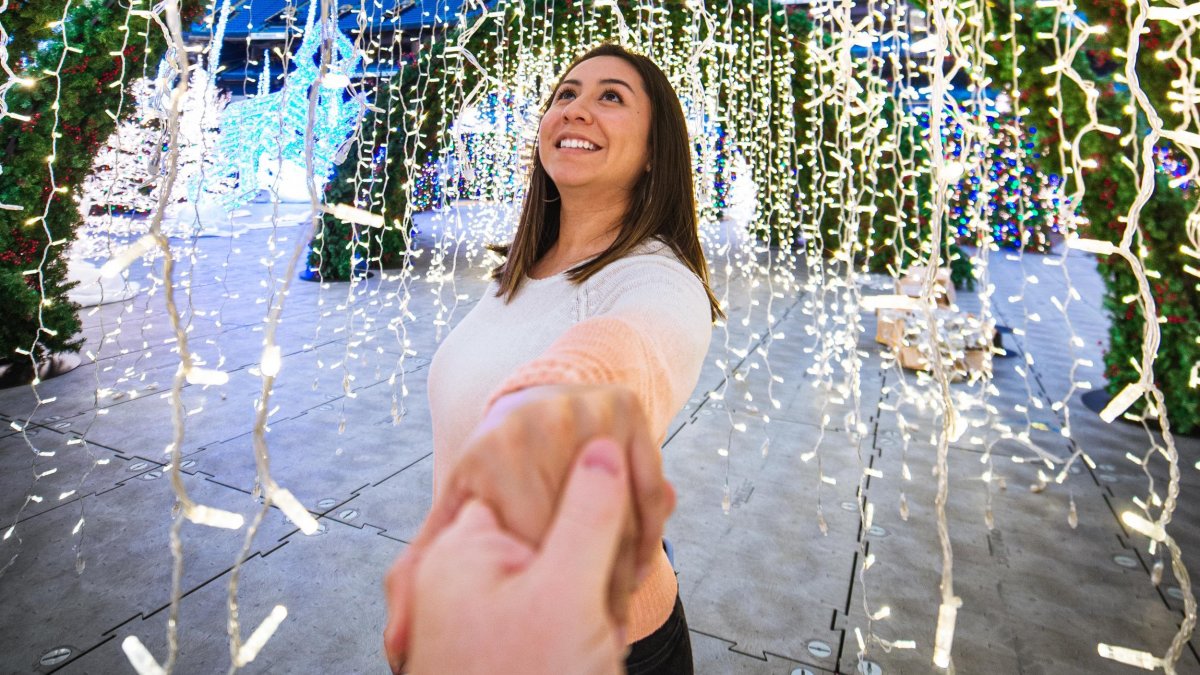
[561,98,592,123]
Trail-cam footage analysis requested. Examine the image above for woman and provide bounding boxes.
[385,43,722,674]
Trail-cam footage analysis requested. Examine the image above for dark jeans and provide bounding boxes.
[624,594,693,675]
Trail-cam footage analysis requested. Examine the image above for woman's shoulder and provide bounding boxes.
[603,237,697,280]
[583,237,708,315]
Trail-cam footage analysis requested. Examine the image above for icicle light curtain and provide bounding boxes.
[0,0,1198,672]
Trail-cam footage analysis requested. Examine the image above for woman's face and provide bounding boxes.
[538,56,652,198]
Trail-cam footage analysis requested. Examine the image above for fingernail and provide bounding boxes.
[581,439,620,476]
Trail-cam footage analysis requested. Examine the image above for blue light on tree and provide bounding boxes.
[921,110,1062,252]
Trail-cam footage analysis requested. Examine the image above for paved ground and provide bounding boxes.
[1,204,1198,674]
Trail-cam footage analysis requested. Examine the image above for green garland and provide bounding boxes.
[1007,0,1199,433]
[0,0,204,362]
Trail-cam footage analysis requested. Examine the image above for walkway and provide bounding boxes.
[1,204,1197,674]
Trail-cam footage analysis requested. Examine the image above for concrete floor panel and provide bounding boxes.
[322,453,433,540]
[56,518,396,675]
[2,348,186,425]
[41,380,274,461]
[689,631,826,674]
[187,388,432,512]
[0,428,163,526]
[665,414,863,665]
[0,474,294,673]
[857,432,1200,673]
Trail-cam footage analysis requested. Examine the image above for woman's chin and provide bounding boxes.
[546,173,632,197]
[547,176,597,192]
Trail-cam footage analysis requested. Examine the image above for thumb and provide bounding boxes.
[534,437,632,598]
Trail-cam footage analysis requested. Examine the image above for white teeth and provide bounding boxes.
[559,138,597,150]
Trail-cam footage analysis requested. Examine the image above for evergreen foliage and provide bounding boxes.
[306,42,451,281]
[1004,0,1199,433]
[0,0,204,362]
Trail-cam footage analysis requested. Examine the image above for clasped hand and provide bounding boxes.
[383,384,676,673]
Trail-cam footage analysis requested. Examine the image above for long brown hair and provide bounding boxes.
[490,43,723,321]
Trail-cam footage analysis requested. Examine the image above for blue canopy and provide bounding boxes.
[190,0,480,39]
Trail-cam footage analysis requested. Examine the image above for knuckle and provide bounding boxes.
[490,421,525,450]
[639,479,668,509]
[534,396,577,438]
[615,387,638,409]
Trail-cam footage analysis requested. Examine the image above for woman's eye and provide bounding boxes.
[555,89,576,101]
[601,90,623,103]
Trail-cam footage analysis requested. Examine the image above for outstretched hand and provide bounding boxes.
[383,384,675,673]
[404,438,634,675]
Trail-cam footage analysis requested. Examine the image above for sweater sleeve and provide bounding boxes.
[485,251,713,443]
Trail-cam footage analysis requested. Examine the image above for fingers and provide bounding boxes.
[624,417,675,581]
[534,438,633,603]
[404,500,538,675]
[382,491,466,673]
[383,551,417,674]
[456,405,571,549]
[606,503,640,628]
[420,500,537,582]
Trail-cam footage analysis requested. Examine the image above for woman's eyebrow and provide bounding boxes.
[558,77,635,93]
[599,78,635,92]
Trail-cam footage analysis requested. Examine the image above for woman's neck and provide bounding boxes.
[527,196,625,279]
[551,197,626,260]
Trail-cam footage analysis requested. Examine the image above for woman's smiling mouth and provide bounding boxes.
[557,137,601,151]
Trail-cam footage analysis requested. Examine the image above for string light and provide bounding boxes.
[2,0,1197,671]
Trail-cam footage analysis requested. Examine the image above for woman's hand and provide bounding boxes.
[383,383,676,673]
[405,438,632,675]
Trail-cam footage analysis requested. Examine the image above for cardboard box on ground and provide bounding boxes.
[895,265,955,308]
[875,267,994,378]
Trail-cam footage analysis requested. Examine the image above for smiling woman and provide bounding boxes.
[493,43,722,308]
[384,44,722,675]
[537,57,651,211]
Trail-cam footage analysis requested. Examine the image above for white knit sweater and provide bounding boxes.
[428,238,713,484]
[425,238,714,640]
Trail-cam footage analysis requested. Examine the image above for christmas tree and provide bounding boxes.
[0,0,207,368]
[937,109,1062,252]
[78,75,163,220]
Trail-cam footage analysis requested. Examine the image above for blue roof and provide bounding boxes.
[191,0,480,38]
[394,0,477,29]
